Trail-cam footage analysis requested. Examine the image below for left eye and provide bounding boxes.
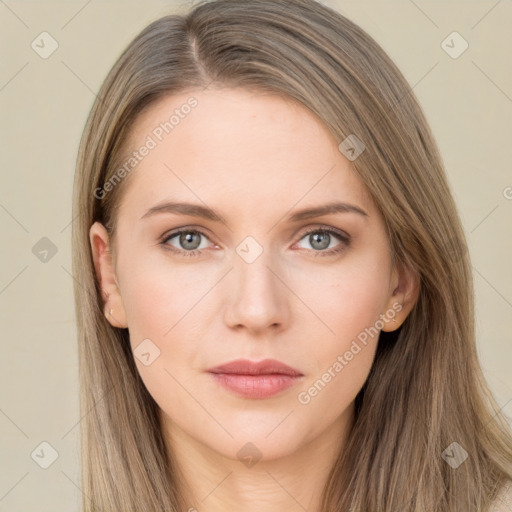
[295,229,347,252]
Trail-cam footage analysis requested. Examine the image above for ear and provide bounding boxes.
[381,259,420,332]
[89,221,128,329]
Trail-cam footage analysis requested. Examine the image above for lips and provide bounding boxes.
[207,358,303,377]
[207,358,304,399]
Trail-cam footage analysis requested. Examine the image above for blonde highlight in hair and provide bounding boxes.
[72,1,512,510]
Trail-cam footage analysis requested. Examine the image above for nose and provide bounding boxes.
[223,249,290,334]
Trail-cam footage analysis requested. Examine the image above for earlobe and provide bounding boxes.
[381,260,420,332]
[89,221,128,328]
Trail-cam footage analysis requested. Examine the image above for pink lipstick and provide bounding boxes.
[207,358,303,399]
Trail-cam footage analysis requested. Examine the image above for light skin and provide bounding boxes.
[90,87,419,512]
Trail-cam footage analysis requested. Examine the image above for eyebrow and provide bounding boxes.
[139,200,369,223]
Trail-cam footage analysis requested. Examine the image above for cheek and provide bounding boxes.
[294,336,376,440]
[290,255,391,342]
[288,282,384,432]
[118,258,206,415]
[289,259,390,403]
[117,253,215,396]
[119,253,211,345]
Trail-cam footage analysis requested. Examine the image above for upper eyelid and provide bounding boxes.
[162,227,214,244]
[299,226,350,239]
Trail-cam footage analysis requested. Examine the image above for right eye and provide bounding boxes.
[161,229,214,257]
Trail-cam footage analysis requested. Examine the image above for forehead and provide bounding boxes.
[116,87,374,222]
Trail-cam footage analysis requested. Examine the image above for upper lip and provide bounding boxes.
[208,358,303,376]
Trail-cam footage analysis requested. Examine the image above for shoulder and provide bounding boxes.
[489,480,512,512]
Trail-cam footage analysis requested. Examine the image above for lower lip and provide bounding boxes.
[209,373,302,399]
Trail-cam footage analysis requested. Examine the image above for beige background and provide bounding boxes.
[1,1,511,510]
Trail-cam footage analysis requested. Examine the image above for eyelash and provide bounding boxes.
[159,226,351,258]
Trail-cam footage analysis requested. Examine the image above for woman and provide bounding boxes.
[71,0,512,510]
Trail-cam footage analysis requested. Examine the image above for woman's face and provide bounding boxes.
[91,87,413,463]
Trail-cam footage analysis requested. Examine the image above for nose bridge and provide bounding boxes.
[224,237,288,331]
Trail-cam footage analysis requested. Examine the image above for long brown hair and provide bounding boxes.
[71,1,512,510]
